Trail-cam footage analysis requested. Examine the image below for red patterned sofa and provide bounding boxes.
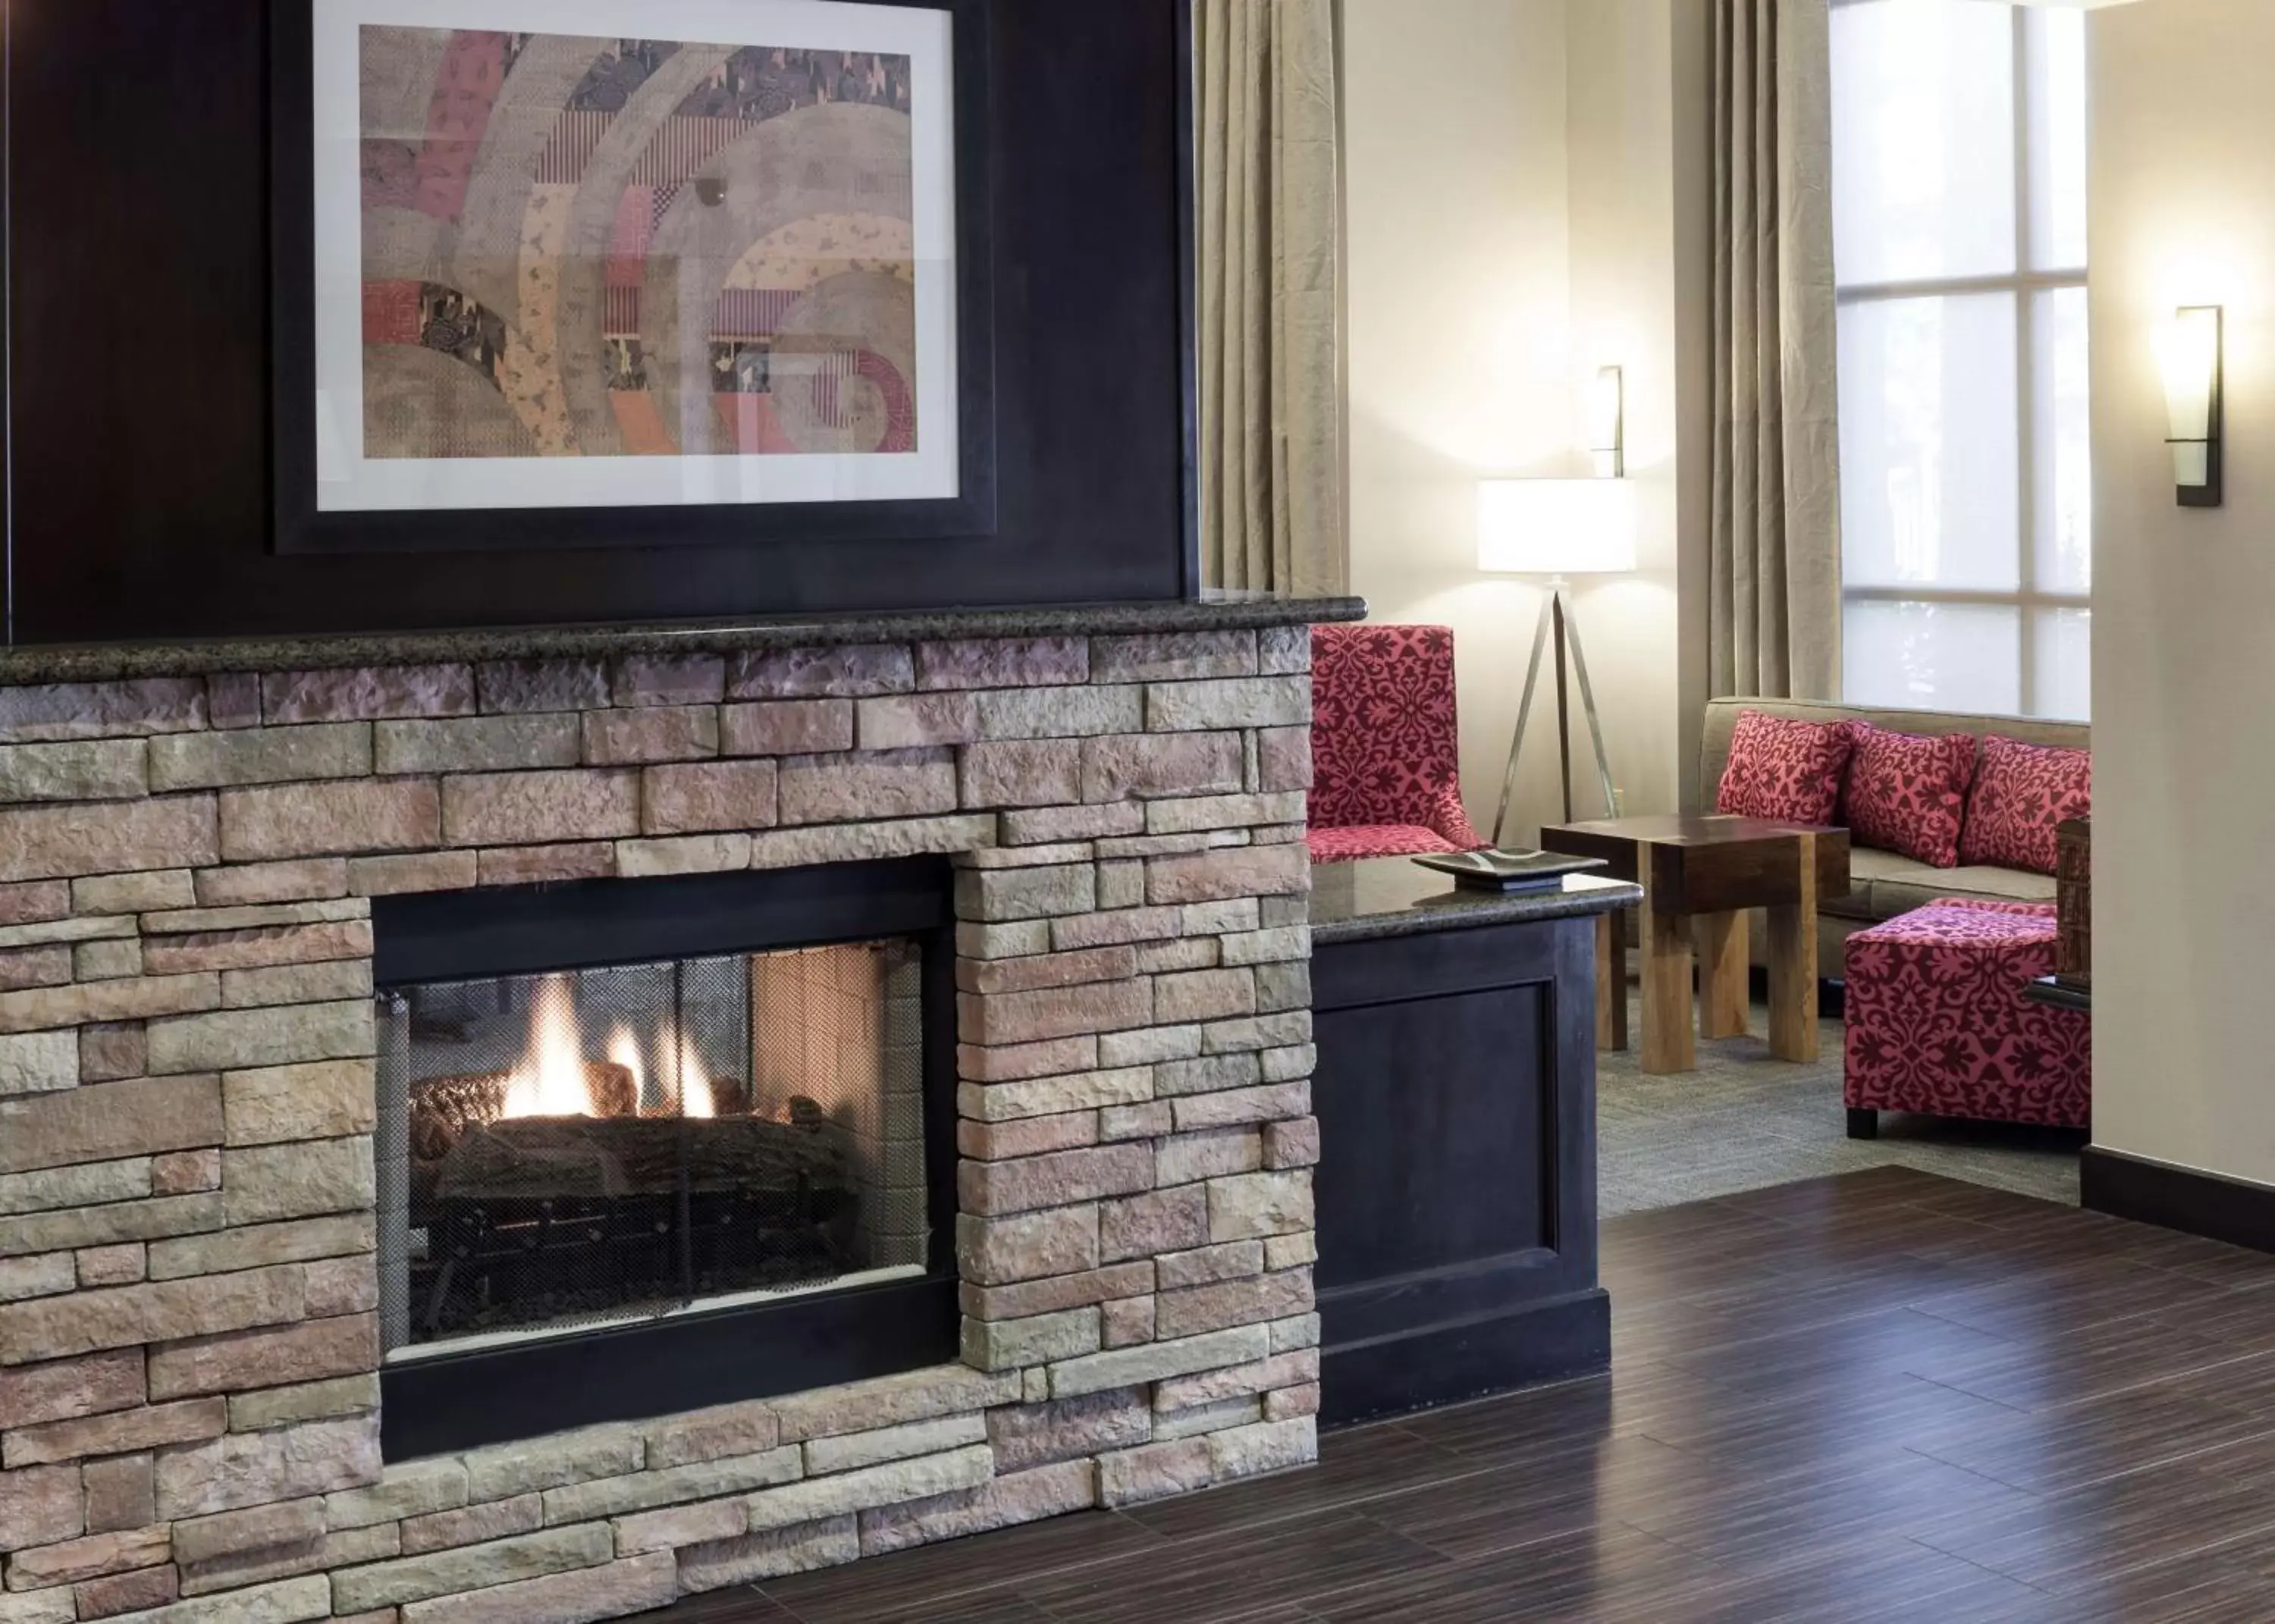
[1698,696,2088,967]
[1843,898,2091,1136]
[1307,623,1487,864]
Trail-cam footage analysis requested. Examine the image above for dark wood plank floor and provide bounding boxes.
[638,1168,2275,1623]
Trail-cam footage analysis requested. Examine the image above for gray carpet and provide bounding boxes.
[1599,999,2082,1218]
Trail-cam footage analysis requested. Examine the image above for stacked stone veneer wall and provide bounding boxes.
[0,629,1320,1624]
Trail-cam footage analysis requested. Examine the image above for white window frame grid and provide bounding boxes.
[1832,0,2088,720]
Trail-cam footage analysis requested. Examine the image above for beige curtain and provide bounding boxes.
[1195,0,1345,597]
[1710,0,1843,699]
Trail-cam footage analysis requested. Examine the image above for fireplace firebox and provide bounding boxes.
[370,862,959,1459]
[380,939,927,1349]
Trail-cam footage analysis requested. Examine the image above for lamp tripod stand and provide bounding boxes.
[1492,577,1617,848]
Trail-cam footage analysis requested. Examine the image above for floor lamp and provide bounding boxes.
[1478,478,1638,847]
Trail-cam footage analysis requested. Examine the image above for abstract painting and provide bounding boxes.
[311,0,959,513]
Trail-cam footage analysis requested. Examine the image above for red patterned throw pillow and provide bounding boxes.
[1960,735,2092,876]
[1715,711,1855,826]
[1843,724,1976,868]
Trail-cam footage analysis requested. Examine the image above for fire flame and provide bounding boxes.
[607,1024,645,1102]
[497,979,716,1121]
[501,976,599,1119]
[676,1027,716,1119]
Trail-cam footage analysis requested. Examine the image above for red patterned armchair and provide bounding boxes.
[1308,623,1488,864]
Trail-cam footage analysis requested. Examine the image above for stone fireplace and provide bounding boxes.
[372,861,962,1459]
[0,612,1325,1623]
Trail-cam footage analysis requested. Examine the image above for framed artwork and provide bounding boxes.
[7,0,1192,638]
[273,0,996,552]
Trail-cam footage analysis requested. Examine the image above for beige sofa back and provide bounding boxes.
[1697,697,2089,814]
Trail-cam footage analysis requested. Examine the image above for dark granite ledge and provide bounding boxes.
[1312,857,1643,946]
[0,595,1369,685]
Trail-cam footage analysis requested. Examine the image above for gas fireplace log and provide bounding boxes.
[431,1115,849,1202]
[410,1072,507,1162]
[704,1077,753,1118]
[409,1062,661,1159]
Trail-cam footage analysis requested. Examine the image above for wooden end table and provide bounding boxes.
[1539,815,1853,1075]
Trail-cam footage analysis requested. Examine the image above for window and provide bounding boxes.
[1831,0,2089,720]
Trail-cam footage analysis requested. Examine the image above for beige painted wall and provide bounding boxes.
[1342,0,1704,842]
[1567,0,1702,826]
[1670,0,1717,813]
[2089,0,2275,1185]
[1343,0,1575,841]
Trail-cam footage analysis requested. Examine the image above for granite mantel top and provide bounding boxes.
[1310,857,1643,946]
[0,594,1370,685]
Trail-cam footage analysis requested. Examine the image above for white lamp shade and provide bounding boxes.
[1477,478,1638,575]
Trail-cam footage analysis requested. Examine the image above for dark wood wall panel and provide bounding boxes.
[1311,918,1609,1425]
[2,0,1193,644]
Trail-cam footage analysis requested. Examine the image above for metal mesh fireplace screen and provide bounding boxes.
[376,939,927,1355]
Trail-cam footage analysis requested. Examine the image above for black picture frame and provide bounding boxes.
[268,0,999,556]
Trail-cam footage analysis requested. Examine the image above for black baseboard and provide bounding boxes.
[2081,1146,2275,1255]
[1319,1290,1610,1429]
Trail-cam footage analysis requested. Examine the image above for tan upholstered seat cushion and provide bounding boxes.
[1848,846,2058,920]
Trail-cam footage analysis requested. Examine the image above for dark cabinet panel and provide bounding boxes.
[1312,917,1608,1425]
[1316,983,1551,1288]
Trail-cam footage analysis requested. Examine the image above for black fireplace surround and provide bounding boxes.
[370,861,960,1460]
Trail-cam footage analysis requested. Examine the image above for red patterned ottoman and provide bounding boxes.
[1843,899,2091,1137]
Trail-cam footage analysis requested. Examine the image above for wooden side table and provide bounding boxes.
[2056,817,2091,977]
[2029,817,2093,1017]
[1539,815,1853,1074]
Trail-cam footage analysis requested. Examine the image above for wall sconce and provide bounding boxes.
[1589,365,1625,479]
[2157,306,2223,508]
